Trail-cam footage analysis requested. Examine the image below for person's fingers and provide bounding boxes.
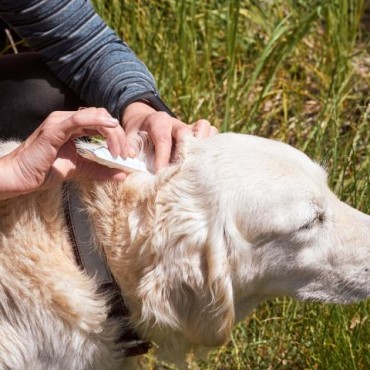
[39,108,133,159]
[190,119,213,138]
[73,108,130,158]
[146,115,173,172]
[60,108,118,132]
[125,129,141,158]
[210,126,218,136]
[151,131,172,171]
[78,127,128,158]
[97,124,129,158]
[123,106,217,172]
[45,108,115,129]
[171,121,193,142]
[41,108,119,147]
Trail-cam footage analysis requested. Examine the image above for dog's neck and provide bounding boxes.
[78,132,188,305]
[77,165,191,354]
[73,133,202,361]
[77,170,239,361]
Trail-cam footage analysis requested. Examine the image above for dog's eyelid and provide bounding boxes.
[300,210,325,230]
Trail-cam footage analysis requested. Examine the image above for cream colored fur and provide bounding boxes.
[0,132,369,369]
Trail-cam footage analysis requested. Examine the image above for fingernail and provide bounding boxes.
[110,147,120,157]
[128,147,136,158]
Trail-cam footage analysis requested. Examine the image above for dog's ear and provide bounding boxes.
[183,219,235,347]
[138,185,235,347]
[128,131,156,173]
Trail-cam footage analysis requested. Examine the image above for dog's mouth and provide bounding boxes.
[295,277,370,304]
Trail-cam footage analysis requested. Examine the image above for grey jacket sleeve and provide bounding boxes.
[0,0,171,119]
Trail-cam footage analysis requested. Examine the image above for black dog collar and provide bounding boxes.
[63,182,151,357]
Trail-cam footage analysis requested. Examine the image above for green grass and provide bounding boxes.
[87,0,370,369]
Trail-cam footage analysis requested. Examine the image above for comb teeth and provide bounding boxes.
[77,144,148,173]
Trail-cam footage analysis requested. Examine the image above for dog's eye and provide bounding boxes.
[300,211,325,230]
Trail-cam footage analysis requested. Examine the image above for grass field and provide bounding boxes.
[88,0,370,369]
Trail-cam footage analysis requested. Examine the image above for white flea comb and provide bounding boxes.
[77,144,148,173]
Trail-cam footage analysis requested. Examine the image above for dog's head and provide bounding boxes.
[106,133,370,351]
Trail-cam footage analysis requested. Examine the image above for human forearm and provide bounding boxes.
[0,0,159,119]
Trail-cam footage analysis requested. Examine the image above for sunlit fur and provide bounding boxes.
[0,132,369,368]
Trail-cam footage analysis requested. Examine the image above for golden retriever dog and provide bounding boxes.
[0,132,369,369]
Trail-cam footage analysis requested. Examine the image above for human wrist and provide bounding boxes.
[121,91,176,121]
[121,101,158,130]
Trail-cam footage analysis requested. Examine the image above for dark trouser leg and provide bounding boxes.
[0,52,85,140]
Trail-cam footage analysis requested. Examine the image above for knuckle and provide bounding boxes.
[84,107,99,117]
[148,111,171,125]
[36,127,59,147]
[197,119,211,127]
[96,107,110,117]
[81,107,107,118]
[42,116,59,131]
[69,112,80,126]
[177,126,192,138]
[150,121,171,136]
[154,111,170,121]
[153,130,172,144]
[46,111,63,121]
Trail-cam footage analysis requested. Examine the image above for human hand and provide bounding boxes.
[0,108,128,199]
[122,101,218,172]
